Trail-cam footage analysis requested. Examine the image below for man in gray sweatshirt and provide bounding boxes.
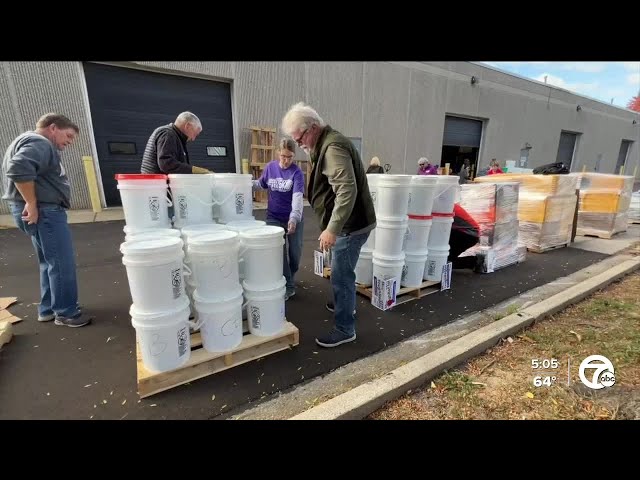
[2,113,92,327]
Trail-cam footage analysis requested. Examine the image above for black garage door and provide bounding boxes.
[83,62,236,206]
[442,115,483,147]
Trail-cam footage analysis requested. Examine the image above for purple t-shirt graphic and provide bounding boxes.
[255,160,305,224]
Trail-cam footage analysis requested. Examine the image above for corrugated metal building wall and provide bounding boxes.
[1,61,638,214]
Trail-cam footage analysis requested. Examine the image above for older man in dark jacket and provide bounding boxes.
[281,102,376,348]
[140,111,211,175]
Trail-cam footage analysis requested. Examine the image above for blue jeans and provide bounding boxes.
[331,231,370,336]
[265,215,304,291]
[9,202,81,319]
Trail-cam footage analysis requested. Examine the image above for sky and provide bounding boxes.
[481,62,640,110]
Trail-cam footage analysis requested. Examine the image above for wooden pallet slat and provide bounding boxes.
[137,321,299,398]
[356,280,441,306]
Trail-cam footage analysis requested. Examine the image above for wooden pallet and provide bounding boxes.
[527,243,569,254]
[356,280,440,307]
[628,220,640,225]
[137,321,299,398]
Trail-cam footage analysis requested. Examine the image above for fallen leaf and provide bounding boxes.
[569,330,582,342]
[122,399,127,405]
[102,399,107,404]
[297,367,302,371]
[110,391,113,396]
[471,382,487,387]
[150,404,157,407]
[551,398,558,406]
[526,392,534,399]
[221,404,227,410]
[84,384,91,388]
[507,337,514,343]
[431,382,437,389]
[106,337,112,343]
[313,351,319,355]
[210,394,216,401]
[90,415,94,419]
[46,392,50,396]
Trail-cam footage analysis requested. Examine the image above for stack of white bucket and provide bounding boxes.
[116,172,267,374]
[424,176,460,281]
[402,176,439,286]
[370,175,413,287]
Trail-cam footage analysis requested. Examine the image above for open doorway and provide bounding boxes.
[441,145,480,178]
[441,115,483,179]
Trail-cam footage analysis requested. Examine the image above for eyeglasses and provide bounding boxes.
[293,127,309,146]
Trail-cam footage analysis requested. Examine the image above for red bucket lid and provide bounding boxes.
[115,174,167,180]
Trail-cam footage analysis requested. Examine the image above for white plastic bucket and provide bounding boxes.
[124,228,181,243]
[363,227,376,251]
[187,231,240,300]
[213,173,253,224]
[428,215,454,249]
[408,175,438,216]
[375,175,413,218]
[116,174,171,230]
[401,250,429,287]
[372,252,405,283]
[193,288,244,352]
[240,226,285,289]
[374,215,408,257]
[243,277,286,337]
[169,174,215,228]
[130,298,192,373]
[432,176,460,214]
[225,219,267,280]
[355,248,374,286]
[180,224,227,262]
[366,174,381,212]
[405,217,432,253]
[121,237,188,312]
[424,246,450,282]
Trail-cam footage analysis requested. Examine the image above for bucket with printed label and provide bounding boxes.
[213,173,254,224]
[116,174,171,230]
[243,277,286,337]
[401,250,429,287]
[168,173,216,228]
[424,246,450,282]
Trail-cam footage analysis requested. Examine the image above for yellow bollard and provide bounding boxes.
[581,164,586,173]
[82,156,102,213]
[444,163,450,175]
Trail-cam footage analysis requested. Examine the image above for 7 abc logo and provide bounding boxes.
[579,355,615,390]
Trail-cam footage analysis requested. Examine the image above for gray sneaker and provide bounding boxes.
[285,289,296,301]
[55,314,92,328]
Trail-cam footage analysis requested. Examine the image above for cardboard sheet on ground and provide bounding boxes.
[0,297,22,323]
[0,297,17,310]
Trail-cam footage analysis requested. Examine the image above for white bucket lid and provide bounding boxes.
[366,174,381,186]
[437,176,460,184]
[372,251,405,262]
[405,250,429,261]
[225,219,266,232]
[120,236,183,256]
[193,285,244,308]
[130,297,191,326]
[243,276,287,297]
[215,173,253,181]
[169,173,214,186]
[377,174,413,187]
[411,175,439,185]
[428,246,451,254]
[240,225,285,242]
[181,224,227,238]
[377,215,409,225]
[188,231,239,252]
[126,229,182,241]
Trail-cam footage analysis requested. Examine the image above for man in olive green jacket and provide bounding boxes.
[281,102,376,348]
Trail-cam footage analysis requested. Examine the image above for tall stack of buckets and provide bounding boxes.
[115,173,286,374]
[355,173,459,288]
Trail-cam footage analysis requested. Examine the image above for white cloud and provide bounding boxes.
[627,72,640,86]
[557,62,608,73]
[622,62,640,72]
[534,73,599,94]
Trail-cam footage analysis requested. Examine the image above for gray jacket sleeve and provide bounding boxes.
[321,145,357,235]
[5,137,51,183]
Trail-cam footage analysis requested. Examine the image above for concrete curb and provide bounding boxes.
[289,256,640,420]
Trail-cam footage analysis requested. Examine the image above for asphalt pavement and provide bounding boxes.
[0,207,608,419]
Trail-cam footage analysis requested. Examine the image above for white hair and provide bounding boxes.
[281,102,325,137]
[175,111,202,130]
[418,157,428,165]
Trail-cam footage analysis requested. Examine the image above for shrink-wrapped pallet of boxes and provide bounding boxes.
[459,182,526,272]
[573,172,634,238]
[474,173,579,253]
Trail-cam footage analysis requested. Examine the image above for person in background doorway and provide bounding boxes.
[418,157,438,175]
[366,156,385,174]
[458,158,471,184]
[140,111,211,175]
[253,138,305,301]
[2,113,92,327]
[281,101,376,348]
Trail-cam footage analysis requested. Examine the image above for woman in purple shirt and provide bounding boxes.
[253,139,305,300]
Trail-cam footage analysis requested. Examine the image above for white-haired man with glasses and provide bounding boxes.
[281,102,376,348]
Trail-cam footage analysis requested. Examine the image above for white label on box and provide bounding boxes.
[441,262,452,291]
[372,275,399,311]
[314,250,324,277]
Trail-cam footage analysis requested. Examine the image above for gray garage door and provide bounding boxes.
[555,131,578,168]
[83,62,235,206]
[442,116,483,147]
